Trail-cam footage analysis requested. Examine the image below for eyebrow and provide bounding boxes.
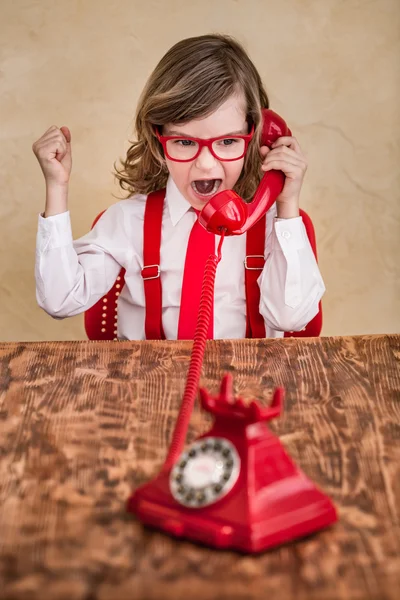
[165,129,248,138]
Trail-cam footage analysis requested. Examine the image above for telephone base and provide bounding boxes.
[128,376,338,553]
[128,470,337,554]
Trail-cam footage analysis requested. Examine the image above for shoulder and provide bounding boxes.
[97,189,168,229]
[112,189,168,222]
[88,194,148,242]
[112,193,148,216]
[97,193,148,223]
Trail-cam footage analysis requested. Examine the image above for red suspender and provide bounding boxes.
[245,215,267,338]
[245,210,323,339]
[141,189,166,340]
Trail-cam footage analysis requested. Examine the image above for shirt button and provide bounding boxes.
[281,230,291,239]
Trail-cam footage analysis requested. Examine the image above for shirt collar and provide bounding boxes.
[166,176,193,226]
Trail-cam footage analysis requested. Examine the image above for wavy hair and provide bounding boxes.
[114,34,269,201]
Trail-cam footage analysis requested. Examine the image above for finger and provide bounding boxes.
[267,145,306,162]
[33,129,71,154]
[37,126,62,143]
[42,125,59,136]
[36,132,68,148]
[33,132,64,153]
[34,136,67,154]
[43,128,70,146]
[262,154,306,171]
[36,139,68,162]
[262,159,306,176]
[271,136,302,154]
[38,126,70,145]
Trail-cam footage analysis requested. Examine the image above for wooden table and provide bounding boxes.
[0,335,399,600]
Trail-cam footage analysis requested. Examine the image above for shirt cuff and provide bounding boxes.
[37,211,73,252]
[274,216,308,255]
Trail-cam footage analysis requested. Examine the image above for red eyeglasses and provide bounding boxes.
[155,126,255,162]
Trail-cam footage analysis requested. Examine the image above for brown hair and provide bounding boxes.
[114,34,269,201]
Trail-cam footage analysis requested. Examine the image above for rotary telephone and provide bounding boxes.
[127,109,337,553]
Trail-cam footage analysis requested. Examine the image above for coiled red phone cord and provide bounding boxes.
[162,232,225,472]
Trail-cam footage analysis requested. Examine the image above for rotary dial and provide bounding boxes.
[169,437,240,508]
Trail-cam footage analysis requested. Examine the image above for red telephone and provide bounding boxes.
[127,109,337,553]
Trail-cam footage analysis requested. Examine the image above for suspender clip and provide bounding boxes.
[141,265,160,280]
[244,255,265,270]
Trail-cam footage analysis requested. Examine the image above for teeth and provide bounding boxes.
[191,180,221,196]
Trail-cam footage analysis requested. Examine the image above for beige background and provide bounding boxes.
[0,0,399,341]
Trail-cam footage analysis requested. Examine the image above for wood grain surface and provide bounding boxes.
[0,335,399,600]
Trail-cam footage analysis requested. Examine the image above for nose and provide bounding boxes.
[194,145,218,170]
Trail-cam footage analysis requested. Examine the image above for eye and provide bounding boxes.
[174,139,196,146]
[218,138,240,146]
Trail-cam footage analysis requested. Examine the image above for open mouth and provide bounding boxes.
[191,179,222,197]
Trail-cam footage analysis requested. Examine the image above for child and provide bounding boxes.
[33,34,325,341]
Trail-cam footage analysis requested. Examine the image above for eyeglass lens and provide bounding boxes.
[166,137,246,160]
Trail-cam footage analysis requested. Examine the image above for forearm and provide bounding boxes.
[276,197,299,219]
[44,183,69,217]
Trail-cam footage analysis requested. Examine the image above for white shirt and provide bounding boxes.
[35,176,325,340]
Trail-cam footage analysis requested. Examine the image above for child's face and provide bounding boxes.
[162,93,248,211]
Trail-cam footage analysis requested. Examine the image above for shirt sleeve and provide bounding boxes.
[35,204,128,318]
[258,211,326,332]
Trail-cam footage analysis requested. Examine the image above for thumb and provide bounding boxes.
[60,126,71,144]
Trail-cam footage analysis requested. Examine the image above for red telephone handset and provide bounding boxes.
[199,109,291,235]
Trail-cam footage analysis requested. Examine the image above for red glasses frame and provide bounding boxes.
[155,125,255,162]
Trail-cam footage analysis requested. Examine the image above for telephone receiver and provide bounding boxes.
[198,108,291,235]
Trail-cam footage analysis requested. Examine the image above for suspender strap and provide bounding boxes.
[142,189,166,340]
[245,215,267,338]
[245,209,323,339]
